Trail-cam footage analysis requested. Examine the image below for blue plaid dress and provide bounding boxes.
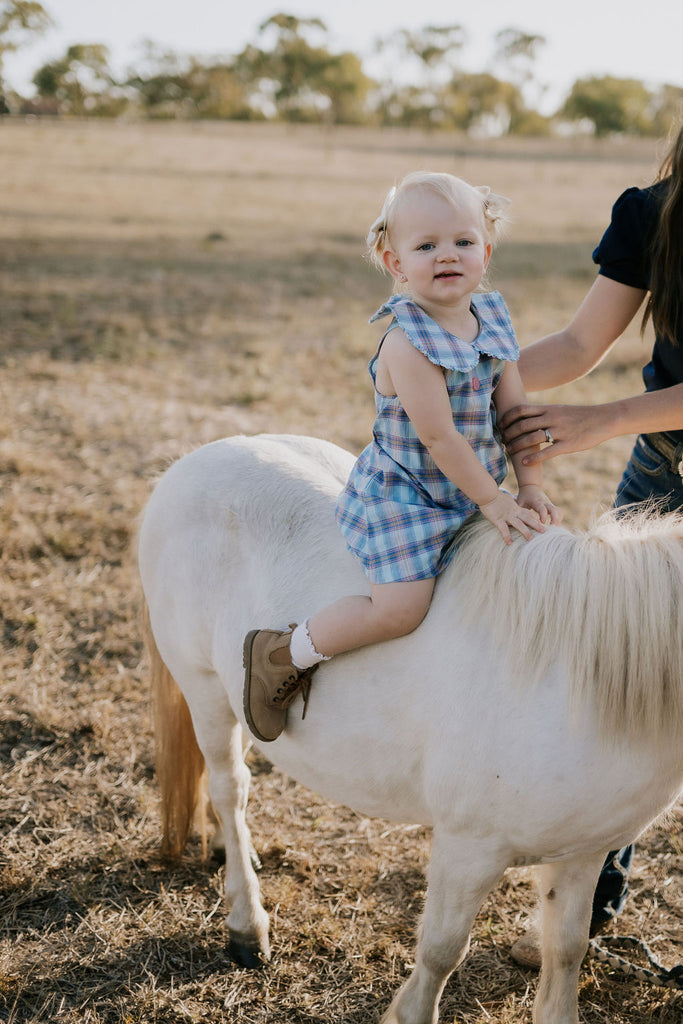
[335,292,519,583]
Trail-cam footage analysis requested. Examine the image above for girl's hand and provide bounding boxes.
[478,490,547,545]
[516,484,563,525]
[500,402,611,466]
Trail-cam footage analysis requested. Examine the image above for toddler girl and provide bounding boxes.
[243,170,561,742]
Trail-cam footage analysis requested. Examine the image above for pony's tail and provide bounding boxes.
[143,601,207,860]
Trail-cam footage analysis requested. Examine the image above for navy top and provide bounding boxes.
[592,180,683,443]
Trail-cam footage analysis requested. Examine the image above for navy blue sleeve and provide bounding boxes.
[591,186,654,290]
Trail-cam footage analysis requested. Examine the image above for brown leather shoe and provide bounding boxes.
[510,925,541,969]
[510,916,608,970]
[242,626,316,742]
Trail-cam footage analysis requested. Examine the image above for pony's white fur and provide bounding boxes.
[139,433,683,1024]
[454,508,683,741]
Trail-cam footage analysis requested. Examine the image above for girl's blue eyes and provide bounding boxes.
[416,240,473,251]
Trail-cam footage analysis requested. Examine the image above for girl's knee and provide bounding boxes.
[379,598,430,638]
[370,579,434,640]
[398,602,430,635]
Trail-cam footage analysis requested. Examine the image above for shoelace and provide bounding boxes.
[272,674,300,705]
[271,670,313,719]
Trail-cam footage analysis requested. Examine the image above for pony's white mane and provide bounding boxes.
[451,508,683,742]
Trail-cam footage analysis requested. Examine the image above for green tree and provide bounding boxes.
[187,61,252,120]
[561,75,653,136]
[126,43,251,120]
[373,24,465,128]
[649,83,683,138]
[444,71,524,134]
[508,106,552,136]
[315,49,373,124]
[375,82,445,129]
[0,0,51,109]
[378,24,466,71]
[33,43,125,116]
[125,42,191,117]
[493,28,545,86]
[236,13,372,123]
[492,26,547,122]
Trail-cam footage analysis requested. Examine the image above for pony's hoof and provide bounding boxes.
[228,931,270,969]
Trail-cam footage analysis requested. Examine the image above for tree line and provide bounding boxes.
[2,2,682,136]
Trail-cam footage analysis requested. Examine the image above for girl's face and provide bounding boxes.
[383,188,491,312]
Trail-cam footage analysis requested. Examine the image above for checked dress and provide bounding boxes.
[335,292,519,584]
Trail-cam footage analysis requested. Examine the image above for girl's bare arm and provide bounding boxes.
[380,330,546,542]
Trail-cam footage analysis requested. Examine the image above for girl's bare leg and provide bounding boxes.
[242,578,435,741]
[306,578,435,657]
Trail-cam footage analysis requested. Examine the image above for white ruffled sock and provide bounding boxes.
[289,620,330,670]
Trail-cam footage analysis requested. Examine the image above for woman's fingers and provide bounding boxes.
[505,426,553,455]
[499,403,547,434]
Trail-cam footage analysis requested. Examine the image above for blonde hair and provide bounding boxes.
[366,171,510,272]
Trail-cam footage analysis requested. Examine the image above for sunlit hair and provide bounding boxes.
[366,171,510,274]
[642,119,683,346]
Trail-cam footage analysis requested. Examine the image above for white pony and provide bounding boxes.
[138,433,683,1024]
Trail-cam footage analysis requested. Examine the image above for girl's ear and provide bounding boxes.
[483,241,492,271]
[383,248,404,281]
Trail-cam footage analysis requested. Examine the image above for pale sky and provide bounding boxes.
[5,0,683,115]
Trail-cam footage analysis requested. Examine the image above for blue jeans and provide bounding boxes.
[591,434,683,932]
[614,433,683,513]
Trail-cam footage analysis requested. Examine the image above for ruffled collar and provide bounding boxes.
[370,293,518,371]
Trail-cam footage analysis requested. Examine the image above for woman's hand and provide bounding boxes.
[516,484,563,525]
[478,490,547,545]
[500,402,612,466]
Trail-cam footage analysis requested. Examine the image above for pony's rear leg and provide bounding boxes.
[188,678,270,967]
[381,830,507,1024]
[204,763,262,872]
[532,852,606,1024]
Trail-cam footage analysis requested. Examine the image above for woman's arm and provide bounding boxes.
[503,384,683,466]
[379,329,545,542]
[518,275,646,391]
[500,275,655,465]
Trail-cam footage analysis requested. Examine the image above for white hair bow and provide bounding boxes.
[473,184,511,222]
[366,186,397,248]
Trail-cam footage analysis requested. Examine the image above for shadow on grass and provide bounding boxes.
[1,934,232,1024]
[0,235,595,364]
[0,846,231,1019]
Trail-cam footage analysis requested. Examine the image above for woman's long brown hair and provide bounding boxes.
[642,122,683,345]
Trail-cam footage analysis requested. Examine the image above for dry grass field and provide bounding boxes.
[0,119,681,1024]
